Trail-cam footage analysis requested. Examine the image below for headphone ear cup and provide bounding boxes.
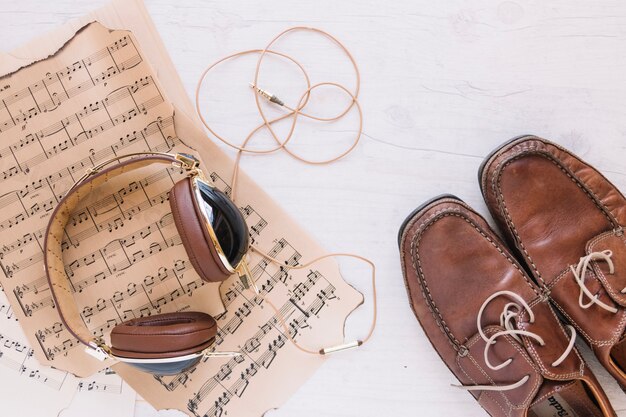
[170,177,232,282]
[110,311,217,359]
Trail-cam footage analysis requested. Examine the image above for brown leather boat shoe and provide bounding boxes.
[398,195,616,417]
[480,135,626,391]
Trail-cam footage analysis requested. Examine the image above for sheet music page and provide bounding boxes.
[61,366,136,417]
[0,289,77,412]
[0,288,135,417]
[0,21,226,377]
[0,10,364,416]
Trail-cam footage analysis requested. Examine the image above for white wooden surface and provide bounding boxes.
[3,0,626,416]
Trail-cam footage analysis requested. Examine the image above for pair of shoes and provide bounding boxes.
[398,135,626,417]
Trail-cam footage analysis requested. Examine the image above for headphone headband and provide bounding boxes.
[43,152,199,360]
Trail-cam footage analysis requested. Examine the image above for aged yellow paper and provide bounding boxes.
[0,1,364,416]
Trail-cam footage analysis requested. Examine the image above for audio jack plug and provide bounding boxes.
[249,83,285,106]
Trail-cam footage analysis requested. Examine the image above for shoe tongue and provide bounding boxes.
[516,301,583,378]
[585,230,626,307]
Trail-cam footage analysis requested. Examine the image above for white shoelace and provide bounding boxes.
[454,290,577,392]
[571,250,622,314]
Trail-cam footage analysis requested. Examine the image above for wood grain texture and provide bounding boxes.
[2,0,626,415]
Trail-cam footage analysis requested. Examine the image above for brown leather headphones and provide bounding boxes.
[44,151,253,374]
[45,149,377,375]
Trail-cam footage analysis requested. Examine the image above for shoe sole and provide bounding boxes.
[397,193,474,403]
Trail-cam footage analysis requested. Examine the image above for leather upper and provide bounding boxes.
[481,135,626,389]
[399,197,615,417]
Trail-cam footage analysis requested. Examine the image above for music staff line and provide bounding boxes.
[219,237,313,311]
[37,273,207,361]
[0,352,67,390]
[11,250,190,320]
[33,240,335,368]
[0,35,140,134]
[1,76,163,179]
[79,258,193,325]
[1,163,267,281]
[42,252,308,360]
[0,113,174,209]
[157,243,333,398]
[0,328,70,391]
[13,216,184,317]
[3,180,175,276]
[0,117,178,237]
[77,380,123,394]
[2,189,177,288]
[0,296,15,320]
[219,269,331,341]
[161,285,326,396]
[187,285,338,417]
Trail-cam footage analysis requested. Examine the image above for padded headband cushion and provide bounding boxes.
[110,311,217,359]
[169,177,232,282]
